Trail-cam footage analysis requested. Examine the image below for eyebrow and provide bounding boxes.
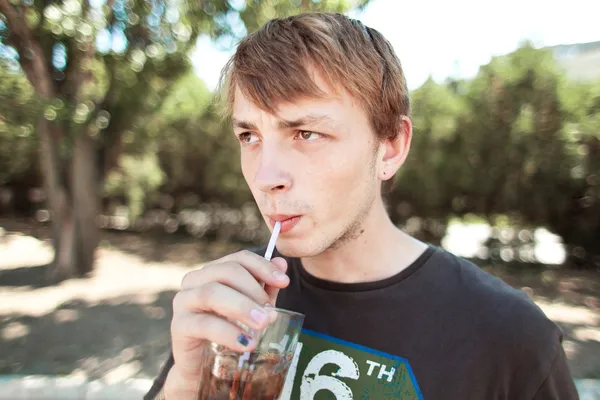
[232,114,339,131]
[231,119,257,130]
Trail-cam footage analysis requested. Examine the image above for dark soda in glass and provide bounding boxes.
[196,345,294,400]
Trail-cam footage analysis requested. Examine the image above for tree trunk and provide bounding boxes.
[70,132,100,276]
[0,0,102,280]
[39,119,100,280]
[38,119,71,279]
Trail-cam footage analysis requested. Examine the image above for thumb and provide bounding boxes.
[265,257,288,306]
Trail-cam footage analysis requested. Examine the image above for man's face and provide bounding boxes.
[231,75,382,257]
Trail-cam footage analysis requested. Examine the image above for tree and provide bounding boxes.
[0,0,370,278]
[393,43,600,266]
[550,77,600,266]
[111,71,261,242]
[0,58,43,215]
[452,44,600,265]
[0,58,38,186]
[387,77,465,243]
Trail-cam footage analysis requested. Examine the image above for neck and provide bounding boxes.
[300,197,428,284]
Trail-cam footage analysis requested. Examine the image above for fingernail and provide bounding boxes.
[250,308,268,325]
[237,333,251,347]
[272,270,288,281]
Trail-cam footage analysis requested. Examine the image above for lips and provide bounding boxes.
[268,214,302,234]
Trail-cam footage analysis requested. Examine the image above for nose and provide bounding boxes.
[253,143,291,194]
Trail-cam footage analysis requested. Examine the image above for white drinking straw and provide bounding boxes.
[243,221,282,355]
[264,221,281,261]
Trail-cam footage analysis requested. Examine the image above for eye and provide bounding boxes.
[295,131,322,141]
[238,132,259,144]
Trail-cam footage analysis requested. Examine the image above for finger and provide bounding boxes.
[182,250,289,290]
[171,312,257,353]
[271,257,288,272]
[182,262,270,306]
[265,257,288,305]
[221,250,290,287]
[173,282,271,331]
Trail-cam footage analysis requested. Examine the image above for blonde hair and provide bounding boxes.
[217,12,410,141]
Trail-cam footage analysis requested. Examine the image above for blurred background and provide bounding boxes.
[0,0,599,397]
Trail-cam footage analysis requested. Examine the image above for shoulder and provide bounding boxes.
[428,247,551,321]
[428,247,564,392]
[430,247,560,337]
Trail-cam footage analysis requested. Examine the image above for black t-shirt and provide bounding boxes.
[145,245,579,399]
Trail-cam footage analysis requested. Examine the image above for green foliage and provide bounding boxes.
[390,43,600,266]
[104,151,165,219]
[0,0,369,167]
[117,70,252,213]
[0,60,39,185]
[0,0,370,217]
[390,77,466,221]
[2,2,598,265]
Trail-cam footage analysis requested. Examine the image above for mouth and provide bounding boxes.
[267,214,302,234]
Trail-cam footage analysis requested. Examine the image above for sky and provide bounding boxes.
[191,0,599,91]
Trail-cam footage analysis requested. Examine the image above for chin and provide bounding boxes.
[275,236,329,258]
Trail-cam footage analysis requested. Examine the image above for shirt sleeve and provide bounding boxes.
[144,352,175,400]
[532,345,579,400]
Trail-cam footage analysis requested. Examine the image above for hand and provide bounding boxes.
[164,250,289,399]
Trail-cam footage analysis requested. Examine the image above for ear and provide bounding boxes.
[378,116,413,181]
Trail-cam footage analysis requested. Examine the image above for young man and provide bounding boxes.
[145,12,579,400]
